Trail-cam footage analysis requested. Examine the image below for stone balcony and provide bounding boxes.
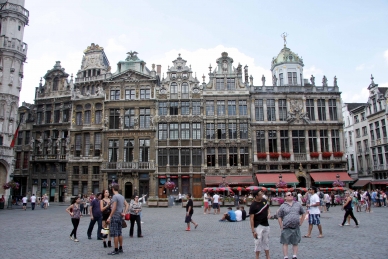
[32,154,68,161]
[0,36,28,56]
[103,161,155,171]
[252,85,340,93]
[0,2,29,17]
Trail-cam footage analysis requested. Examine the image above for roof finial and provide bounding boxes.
[371,74,374,84]
[202,74,205,82]
[209,64,212,73]
[281,32,288,47]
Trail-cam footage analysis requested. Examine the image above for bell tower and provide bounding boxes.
[0,0,29,192]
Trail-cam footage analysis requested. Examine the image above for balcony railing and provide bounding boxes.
[294,153,307,161]
[32,154,68,161]
[0,36,28,56]
[104,161,155,170]
[0,2,29,17]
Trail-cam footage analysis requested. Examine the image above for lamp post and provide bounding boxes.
[7,173,14,209]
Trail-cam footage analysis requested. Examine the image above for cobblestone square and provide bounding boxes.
[1,203,387,259]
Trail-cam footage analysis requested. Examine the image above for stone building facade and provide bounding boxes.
[0,0,29,199]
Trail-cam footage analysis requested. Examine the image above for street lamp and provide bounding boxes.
[7,173,14,209]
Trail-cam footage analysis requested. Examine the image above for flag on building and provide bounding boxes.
[10,120,22,148]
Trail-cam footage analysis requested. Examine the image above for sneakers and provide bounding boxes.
[74,239,79,242]
[88,236,92,240]
[118,249,123,253]
[344,223,350,226]
[185,228,190,231]
[70,236,74,241]
[108,250,119,255]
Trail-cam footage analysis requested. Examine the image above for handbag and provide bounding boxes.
[101,227,109,238]
[122,219,127,228]
[125,213,130,221]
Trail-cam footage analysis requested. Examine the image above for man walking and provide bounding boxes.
[304,186,323,238]
[249,190,271,259]
[212,192,220,214]
[185,193,198,231]
[87,192,103,240]
[277,192,306,259]
[22,195,27,211]
[30,194,36,210]
[106,184,128,255]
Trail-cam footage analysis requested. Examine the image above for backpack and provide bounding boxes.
[319,192,324,199]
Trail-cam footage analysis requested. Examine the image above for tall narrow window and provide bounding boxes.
[255,99,264,121]
[158,149,167,166]
[192,148,202,166]
[206,123,215,139]
[278,99,287,121]
[139,139,150,162]
[192,123,201,139]
[317,99,326,121]
[109,109,120,129]
[158,123,167,140]
[292,130,306,153]
[192,101,201,115]
[76,111,82,126]
[124,108,135,129]
[227,78,235,90]
[280,130,289,152]
[207,148,215,167]
[228,123,237,139]
[256,130,265,153]
[267,99,276,121]
[229,147,238,166]
[328,99,338,120]
[239,123,248,139]
[309,130,318,152]
[139,108,150,128]
[181,148,190,166]
[217,123,226,139]
[331,130,340,152]
[218,148,227,166]
[75,134,82,157]
[125,89,135,100]
[94,133,101,157]
[370,123,375,141]
[53,77,59,91]
[23,152,29,168]
[239,100,247,115]
[216,78,224,90]
[181,102,189,115]
[169,123,178,139]
[169,148,179,166]
[84,109,91,125]
[123,139,134,162]
[170,83,178,97]
[54,109,60,123]
[320,130,329,152]
[140,89,150,99]
[279,73,284,86]
[306,99,315,121]
[348,131,353,146]
[108,139,119,162]
[84,133,90,157]
[228,100,236,115]
[159,102,167,116]
[181,123,190,139]
[206,101,214,116]
[110,90,120,100]
[181,83,189,98]
[240,147,249,166]
[382,119,387,138]
[375,121,381,139]
[217,101,225,116]
[268,130,277,152]
[15,152,21,169]
[170,102,178,115]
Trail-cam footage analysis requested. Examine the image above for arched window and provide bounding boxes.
[95,103,102,124]
[170,83,178,94]
[84,103,91,125]
[53,77,59,91]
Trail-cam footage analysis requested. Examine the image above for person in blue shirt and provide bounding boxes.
[219,207,236,222]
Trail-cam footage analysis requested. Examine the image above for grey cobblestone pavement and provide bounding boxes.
[0,203,387,259]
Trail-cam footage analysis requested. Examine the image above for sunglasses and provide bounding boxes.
[286,194,292,196]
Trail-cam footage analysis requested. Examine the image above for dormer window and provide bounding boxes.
[182,73,188,79]
[53,77,59,91]
[171,73,177,79]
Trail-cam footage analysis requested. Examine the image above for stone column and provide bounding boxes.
[325,99,330,121]
[317,129,321,152]
[339,129,344,152]
[314,99,319,121]
[277,130,281,153]
[305,129,310,153]
[328,130,332,152]
[275,99,279,122]
[288,130,293,153]
[265,130,269,152]
[263,99,267,122]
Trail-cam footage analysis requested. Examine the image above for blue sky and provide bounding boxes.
[21,0,388,104]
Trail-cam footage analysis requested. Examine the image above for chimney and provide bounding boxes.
[157,65,161,77]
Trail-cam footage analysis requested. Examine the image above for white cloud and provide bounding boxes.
[149,45,271,85]
[384,50,388,63]
[303,65,323,79]
[341,87,369,103]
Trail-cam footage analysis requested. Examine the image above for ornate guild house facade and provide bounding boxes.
[15,39,354,202]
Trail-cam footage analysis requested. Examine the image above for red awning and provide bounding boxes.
[170,175,178,178]
[352,179,370,187]
[371,181,388,185]
[205,175,254,186]
[158,175,166,178]
[310,172,353,184]
[255,173,298,186]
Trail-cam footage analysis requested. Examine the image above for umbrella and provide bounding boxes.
[245,186,267,192]
[266,187,292,192]
[232,187,243,191]
[297,187,308,192]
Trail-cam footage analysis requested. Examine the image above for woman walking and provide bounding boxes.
[43,194,49,209]
[129,195,143,238]
[100,189,112,248]
[84,195,89,215]
[66,197,81,242]
[339,192,359,228]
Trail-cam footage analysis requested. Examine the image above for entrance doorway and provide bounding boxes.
[139,180,149,197]
[298,176,306,187]
[125,182,133,199]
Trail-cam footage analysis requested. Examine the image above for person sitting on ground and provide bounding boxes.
[219,207,236,222]
[235,206,242,222]
[241,206,247,220]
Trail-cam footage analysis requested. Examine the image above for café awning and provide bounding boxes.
[352,179,370,187]
[255,173,298,186]
[371,180,388,185]
[310,172,353,184]
[205,175,254,186]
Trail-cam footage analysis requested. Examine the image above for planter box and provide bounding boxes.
[223,201,234,207]
[158,201,168,207]
[147,201,158,207]
[193,201,203,207]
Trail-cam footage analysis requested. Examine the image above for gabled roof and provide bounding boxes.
[345,103,367,112]
[378,87,388,95]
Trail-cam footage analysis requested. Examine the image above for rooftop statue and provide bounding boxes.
[322,75,328,87]
[310,75,315,86]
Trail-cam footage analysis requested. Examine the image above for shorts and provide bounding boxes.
[109,217,122,237]
[225,214,236,222]
[204,201,208,209]
[280,227,301,245]
[253,225,270,252]
[185,215,192,223]
[212,203,219,209]
[102,213,110,221]
[308,214,321,225]
[23,203,27,206]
